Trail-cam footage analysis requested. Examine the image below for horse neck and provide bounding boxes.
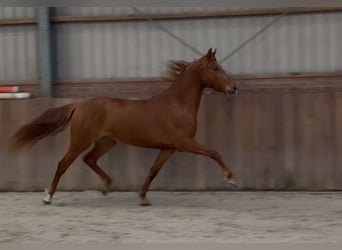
[162,65,204,114]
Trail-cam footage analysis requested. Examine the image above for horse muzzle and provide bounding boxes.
[225,86,238,96]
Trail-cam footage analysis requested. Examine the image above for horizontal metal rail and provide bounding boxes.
[1,7,342,26]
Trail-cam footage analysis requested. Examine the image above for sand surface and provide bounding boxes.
[0,191,341,243]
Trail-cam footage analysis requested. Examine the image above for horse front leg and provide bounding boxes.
[139,149,175,206]
[177,140,237,189]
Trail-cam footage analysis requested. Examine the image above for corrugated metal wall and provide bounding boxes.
[0,25,38,82]
[53,8,342,79]
[0,7,36,19]
[0,7,38,82]
[1,7,342,81]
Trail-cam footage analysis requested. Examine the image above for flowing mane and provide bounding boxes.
[163,60,190,81]
[163,55,216,82]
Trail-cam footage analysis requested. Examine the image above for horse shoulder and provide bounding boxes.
[165,104,198,138]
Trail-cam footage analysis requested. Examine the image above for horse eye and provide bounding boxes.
[213,67,219,71]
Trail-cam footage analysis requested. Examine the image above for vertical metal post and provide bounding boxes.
[37,7,53,97]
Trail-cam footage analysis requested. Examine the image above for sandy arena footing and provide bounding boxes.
[0,191,341,243]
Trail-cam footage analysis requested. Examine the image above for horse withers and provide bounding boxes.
[9,48,238,206]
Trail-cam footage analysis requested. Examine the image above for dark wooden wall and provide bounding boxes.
[1,74,342,191]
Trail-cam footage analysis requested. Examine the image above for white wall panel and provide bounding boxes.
[1,8,341,82]
[0,7,36,19]
[0,25,38,82]
[55,11,342,79]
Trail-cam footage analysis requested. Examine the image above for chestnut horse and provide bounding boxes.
[9,48,238,205]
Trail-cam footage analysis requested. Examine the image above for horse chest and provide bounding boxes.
[169,110,197,137]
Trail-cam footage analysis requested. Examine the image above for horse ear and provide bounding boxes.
[212,48,217,57]
[206,48,213,59]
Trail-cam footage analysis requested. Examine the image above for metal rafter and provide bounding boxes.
[219,9,290,64]
[130,7,203,56]
[131,7,290,64]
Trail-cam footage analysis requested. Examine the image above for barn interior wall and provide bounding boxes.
[1,8,341,191]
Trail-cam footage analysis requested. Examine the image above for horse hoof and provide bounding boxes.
[140,202,151,206]
[229,182,238,190]
[103,179,112,196]
[43,188,52,204]
[43,199,51,205]
[225,178,238,190]
[140,197,151,206]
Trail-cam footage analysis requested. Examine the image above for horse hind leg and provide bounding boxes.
[83,137,117,195]
[43,130,93,204]
[43,147,86,204]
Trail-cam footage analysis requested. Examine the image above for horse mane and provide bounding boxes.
[163,60,191,81]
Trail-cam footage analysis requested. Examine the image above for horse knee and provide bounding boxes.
[211,151,222,161]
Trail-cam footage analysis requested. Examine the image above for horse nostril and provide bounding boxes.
[226,86,238,96]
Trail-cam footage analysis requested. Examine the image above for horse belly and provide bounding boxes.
[115,126,173,149]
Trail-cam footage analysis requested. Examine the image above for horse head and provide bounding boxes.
[199,48,237,96]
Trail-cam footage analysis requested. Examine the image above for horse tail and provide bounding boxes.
[8,104,76,152]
